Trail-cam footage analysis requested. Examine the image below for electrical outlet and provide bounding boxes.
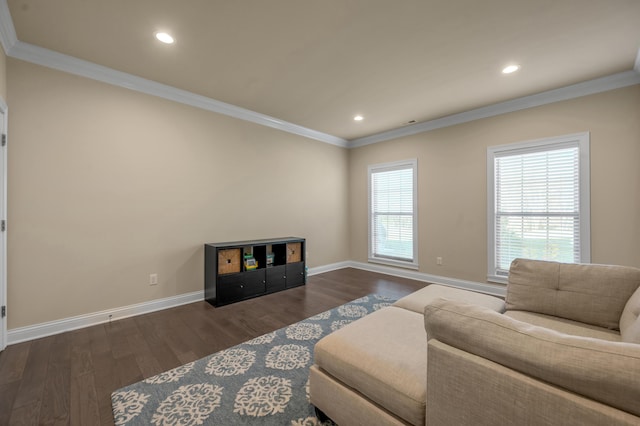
[436,257,443,266]
[150,273,158,285]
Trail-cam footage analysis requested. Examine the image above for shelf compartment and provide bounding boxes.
[218,248,241,275]
[286,242,302,263]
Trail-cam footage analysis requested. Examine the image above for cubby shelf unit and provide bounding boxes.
[204,237,306,307]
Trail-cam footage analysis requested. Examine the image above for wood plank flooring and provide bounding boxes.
[0,268,426,425]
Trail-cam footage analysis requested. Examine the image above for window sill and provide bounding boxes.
[487,274,508,285]
[368,257,419,270]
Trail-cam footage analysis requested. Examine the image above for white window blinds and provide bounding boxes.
[368,160,417,268]
[488,133,590,279]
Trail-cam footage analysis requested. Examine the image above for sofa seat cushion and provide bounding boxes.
[314,306,427,426]
[393,284,505,314]
[505,311,621,342]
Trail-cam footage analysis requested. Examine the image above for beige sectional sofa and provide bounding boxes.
[309,259,640,425]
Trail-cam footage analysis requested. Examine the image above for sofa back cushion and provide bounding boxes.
[620,287,640,343]
[506,258,640,330]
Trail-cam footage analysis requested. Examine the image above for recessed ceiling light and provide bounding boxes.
[502,64,520,74]
[354,115,364,121]
[155,32,175,44]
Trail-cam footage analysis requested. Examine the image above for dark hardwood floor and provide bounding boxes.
[0,268,425,425]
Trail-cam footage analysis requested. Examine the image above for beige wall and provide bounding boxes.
[349,85,640,283]
[7,55,640,331]
[0,44,6,101]
[7,59,350,329]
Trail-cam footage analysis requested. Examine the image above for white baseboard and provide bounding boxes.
[7,261,505,345]
[308,261,352,276]
[7,290,204,345]
[346,261,507,297]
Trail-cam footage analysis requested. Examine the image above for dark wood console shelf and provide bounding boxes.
[204,237,306,307]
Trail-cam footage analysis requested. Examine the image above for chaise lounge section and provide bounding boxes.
[309,259,640,425]
[310,284,506,425]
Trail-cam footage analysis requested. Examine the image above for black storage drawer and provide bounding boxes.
[266,265,286,293]
[217,274,244,305]
[286,262,305,288]
[242,269,266,298]
[217,270,265,304]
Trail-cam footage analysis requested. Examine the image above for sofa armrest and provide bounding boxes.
[620,286,640,343]
[424,299,640,418]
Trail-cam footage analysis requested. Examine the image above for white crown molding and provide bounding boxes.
[7,290,204,344]
[0,1,348,146]
[1,0,639,150]
[0,0,17,54]
[5,39,349,147]
[349,70,640,148]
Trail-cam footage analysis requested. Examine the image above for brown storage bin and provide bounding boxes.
[218,248,241,274]
[287,242,302,263]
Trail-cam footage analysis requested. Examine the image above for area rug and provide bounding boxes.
[111,294,397,425]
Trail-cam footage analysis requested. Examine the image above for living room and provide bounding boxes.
[0,1,639,424]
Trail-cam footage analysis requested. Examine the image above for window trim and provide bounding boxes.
[368,159,419,270]
[487,132,591,283]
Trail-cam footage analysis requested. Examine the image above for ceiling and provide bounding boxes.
[4,0,640,143]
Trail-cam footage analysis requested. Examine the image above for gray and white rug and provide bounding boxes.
[111,294,397,425]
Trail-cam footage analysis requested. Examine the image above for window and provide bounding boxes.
[368,159,418,269]
[487,133,590,282]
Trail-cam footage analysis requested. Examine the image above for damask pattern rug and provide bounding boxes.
[111,294,397,425]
